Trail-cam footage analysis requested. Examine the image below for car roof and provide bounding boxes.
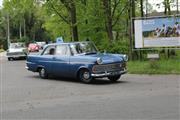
[29,43,37,45]
[46,41,91,46]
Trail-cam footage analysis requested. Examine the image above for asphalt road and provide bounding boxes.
[0,52,180,120]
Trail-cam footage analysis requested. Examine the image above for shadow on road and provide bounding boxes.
[27,75,129,85]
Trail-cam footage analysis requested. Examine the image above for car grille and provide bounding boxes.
[92,63,126,73]
[7,52,25,56]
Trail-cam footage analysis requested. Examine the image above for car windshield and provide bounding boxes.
[70,42,98,55]
[10,43,25,49]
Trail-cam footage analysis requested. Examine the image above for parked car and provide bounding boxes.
[6,42,28,61]
[36,42,46,49]
[26,41,128,83]
[28,43,40,52]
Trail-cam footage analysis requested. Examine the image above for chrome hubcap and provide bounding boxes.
[83,72,90,79]
[40,69,45,77]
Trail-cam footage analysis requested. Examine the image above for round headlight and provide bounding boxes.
[123,54,128,62]
[97,57,102,64]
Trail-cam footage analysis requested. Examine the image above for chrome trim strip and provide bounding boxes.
[91,69,127,77]
[26,61,36,64]
[38,60,94,64]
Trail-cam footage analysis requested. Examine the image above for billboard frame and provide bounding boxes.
[131,14,180,51]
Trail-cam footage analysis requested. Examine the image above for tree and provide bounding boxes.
[101,0,129,42]
[46,0,79,41]
[163,0,171,15]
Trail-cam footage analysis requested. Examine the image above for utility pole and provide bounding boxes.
[7,13,10,48]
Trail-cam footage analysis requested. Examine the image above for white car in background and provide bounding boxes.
[6,42,28,61]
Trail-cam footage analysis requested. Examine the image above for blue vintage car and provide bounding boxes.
[26,41,128,83]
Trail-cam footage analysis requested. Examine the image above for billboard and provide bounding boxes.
[134,16,180,48]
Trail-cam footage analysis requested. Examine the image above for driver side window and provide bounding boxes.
[42,46,56,55]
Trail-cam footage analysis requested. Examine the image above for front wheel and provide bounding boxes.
[39,68,48,79]
[79,69,93,83]
[8,57,13,61]
[108,75,121,82]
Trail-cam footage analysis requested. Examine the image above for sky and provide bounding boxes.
[148,0,180,12]
[148,0,164,12]
[0,0,2,8]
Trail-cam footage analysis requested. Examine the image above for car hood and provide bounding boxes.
[8,48,26,53]
[77,53,124,64]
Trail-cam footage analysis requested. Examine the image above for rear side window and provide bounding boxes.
[56,45,71,56]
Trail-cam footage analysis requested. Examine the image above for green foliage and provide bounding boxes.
[96,37,129,54]
[148,59,160,69]
[18,36,30,44]
[0,38,8,50]
[0,49,4,52]
[0,0,139,53]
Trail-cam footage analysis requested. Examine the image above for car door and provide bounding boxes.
[38,45,56,74]
[52,44,71,77]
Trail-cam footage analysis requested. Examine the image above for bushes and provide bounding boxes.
[0,49,4,52]
[95,37,129,54]
[0,38,8,50]
[18,36,31,46]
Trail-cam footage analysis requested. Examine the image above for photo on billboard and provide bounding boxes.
[134,16,180,48]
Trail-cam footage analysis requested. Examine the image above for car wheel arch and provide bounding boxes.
[76,67,91,78]
[36,65,45,72]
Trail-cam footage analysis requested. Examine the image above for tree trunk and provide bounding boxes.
[177,0,179,14]
[7,13,10,47]
[23,18,26,37]
[102,0,113,42]
[19,22,22,39]
[70,1,79,41]
[60,0,79,41]
[81,0,88,24]
[140,0,144,60]
[164,0,172,58]
[129,0,136,60]
[140,0,144,17]
[164,0,171,15]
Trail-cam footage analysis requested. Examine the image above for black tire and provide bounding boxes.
[8,57,13,61]
[79,69,92,83]
[39,68,48,79]
[108,75,121,82]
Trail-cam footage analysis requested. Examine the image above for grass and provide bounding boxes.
[127,59,180,74]
[0,49,4,53]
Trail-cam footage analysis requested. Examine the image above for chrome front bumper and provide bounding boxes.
[6,52,27,58]
[91,69,127,77]
[25,66,29,69]
[7,55,26,58]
